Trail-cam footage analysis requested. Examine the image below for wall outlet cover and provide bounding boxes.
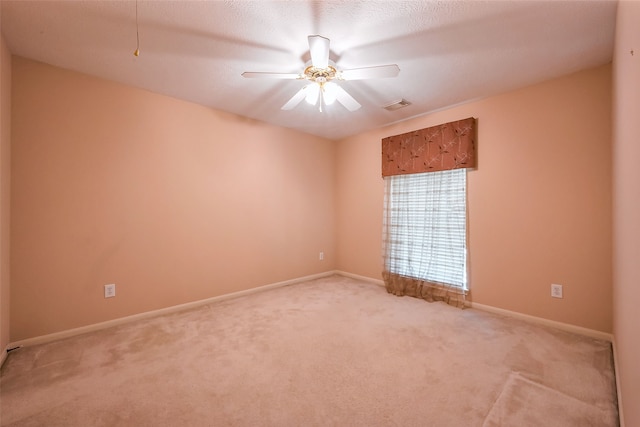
[104,284,116,298]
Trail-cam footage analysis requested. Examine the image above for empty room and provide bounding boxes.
[0,0,638,426]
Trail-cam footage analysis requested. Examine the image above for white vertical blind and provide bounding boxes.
[383,169,468,289]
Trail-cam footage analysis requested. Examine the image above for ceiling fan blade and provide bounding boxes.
[281,86,309,110]
[308,35,330,69]
[340,64,400,80]
[334,85,361,112]
[242,72,301,79]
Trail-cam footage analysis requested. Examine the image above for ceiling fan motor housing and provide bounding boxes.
[304,65,337,83]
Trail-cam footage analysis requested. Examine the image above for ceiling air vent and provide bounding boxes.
[383,99,411,111]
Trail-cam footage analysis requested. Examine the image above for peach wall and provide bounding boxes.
[11,57,336,341]
[336,64,612,333]
[0,35,11,352]
[613,1,640,425]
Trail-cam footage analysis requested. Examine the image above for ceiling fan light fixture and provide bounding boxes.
[305,84,320,105]
[323,82,338,105]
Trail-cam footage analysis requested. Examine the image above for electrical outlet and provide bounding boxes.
[551,284,563,299]
[104,284,116,298]
[319,251,324,261]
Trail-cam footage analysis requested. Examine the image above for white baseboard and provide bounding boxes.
[470,302,613,342]
[8,271,337,349]
[335,270,384,286]
[612,337,625,427]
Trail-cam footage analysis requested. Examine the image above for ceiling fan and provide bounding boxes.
[242,35,400,112]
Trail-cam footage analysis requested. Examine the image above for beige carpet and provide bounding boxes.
[0,275,618,426]
[483,372,615,427]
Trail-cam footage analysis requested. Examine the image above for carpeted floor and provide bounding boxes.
[0,275,618,426]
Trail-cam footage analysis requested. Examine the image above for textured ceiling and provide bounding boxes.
[1,0,617,140]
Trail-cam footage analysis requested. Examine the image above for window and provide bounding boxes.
[383,168,468,289]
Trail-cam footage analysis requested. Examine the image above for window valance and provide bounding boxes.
[381,117,476,177]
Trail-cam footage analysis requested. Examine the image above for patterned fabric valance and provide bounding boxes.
[381,117,476,177]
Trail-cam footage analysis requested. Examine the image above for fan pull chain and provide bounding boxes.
[133,0,140,56]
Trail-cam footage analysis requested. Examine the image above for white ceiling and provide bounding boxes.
[1,0,617,140]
